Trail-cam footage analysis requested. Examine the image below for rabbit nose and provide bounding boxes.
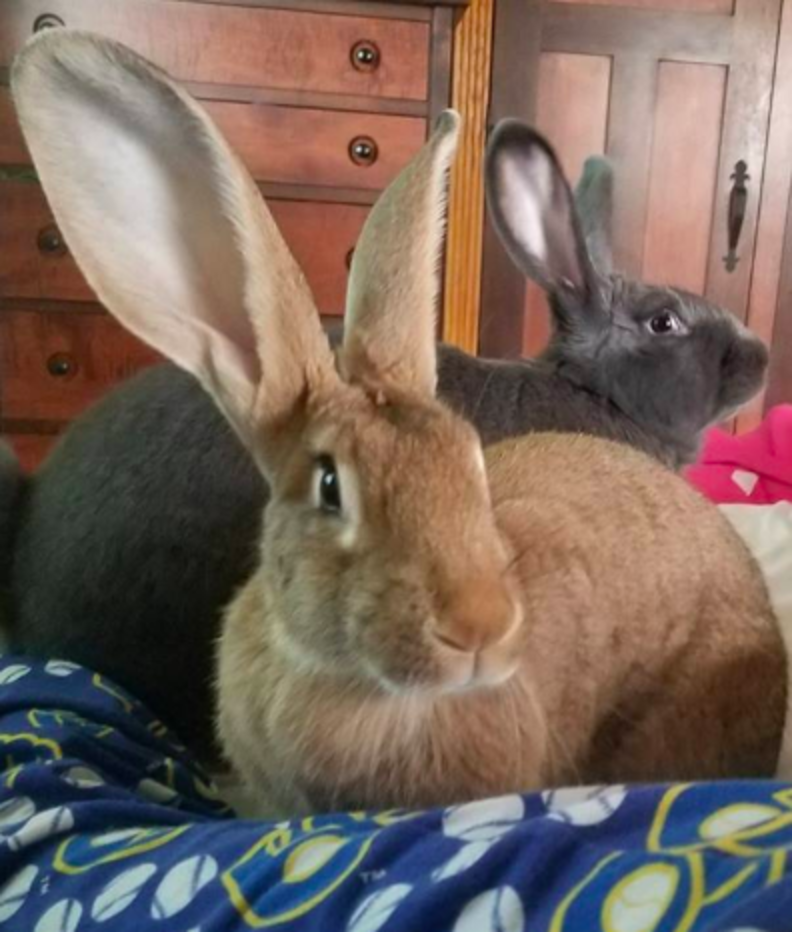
[433,581,521,654]
[723,333,768,380]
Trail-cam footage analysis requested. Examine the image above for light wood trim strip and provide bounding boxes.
[443,0,495,352]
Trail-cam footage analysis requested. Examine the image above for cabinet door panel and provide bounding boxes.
[642,62,726,295]
[535,53,611,180]
[523,52,611,354]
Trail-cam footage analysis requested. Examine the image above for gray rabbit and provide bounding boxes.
[2,119,767,764]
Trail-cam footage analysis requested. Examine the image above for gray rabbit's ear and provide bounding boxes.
[485,120,596,300]
[574,155,614,276]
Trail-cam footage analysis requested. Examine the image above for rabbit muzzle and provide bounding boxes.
[429,578,524,690]
[351,569,524,695]
[719,330,769,412]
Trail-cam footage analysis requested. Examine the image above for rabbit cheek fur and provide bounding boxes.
[216,390,528,816]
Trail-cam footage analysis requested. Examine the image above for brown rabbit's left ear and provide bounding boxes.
[341,111,461,398]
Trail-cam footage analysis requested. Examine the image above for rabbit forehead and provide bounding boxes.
[611,279,720,325]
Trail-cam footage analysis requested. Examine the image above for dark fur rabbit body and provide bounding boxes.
[2,123,768,763]
[0,444,24,629]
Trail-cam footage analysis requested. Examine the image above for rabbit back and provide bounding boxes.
[487,433,786,785]
[437,344,671,461]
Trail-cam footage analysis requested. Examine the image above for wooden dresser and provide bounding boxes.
[0,0,466,469]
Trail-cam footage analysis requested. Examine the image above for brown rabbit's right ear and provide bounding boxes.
[11,31,337,454]
[341,111,460,398]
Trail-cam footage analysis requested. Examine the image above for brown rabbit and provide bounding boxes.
[13,30,788,819]
[218,430,788,815]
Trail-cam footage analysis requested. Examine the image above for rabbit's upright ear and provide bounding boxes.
[574,155,614,276]
[11,31,336,451]
[485,120,597,300]
[341,111,460,398]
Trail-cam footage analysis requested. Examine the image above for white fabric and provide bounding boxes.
[719,503,792,778]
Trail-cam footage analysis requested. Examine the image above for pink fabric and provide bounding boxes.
[685,405,792,505]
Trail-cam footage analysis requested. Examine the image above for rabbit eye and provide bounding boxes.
[646,310,682,335]
[315,455,342,514]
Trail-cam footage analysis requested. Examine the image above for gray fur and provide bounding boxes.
[0,442,26,631]
[575,155,614,274]
[6,123,768,763]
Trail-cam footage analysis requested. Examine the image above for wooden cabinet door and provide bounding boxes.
[480,0,782,367]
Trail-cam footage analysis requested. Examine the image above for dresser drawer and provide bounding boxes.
[270,200,368,315]
[0,88,425,191]
[0,0,430,101]
[0,182,92,302]
[0,309,160,422]
[0,183,369,315]
[205,103,425,191]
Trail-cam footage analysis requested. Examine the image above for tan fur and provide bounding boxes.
[342,112,460,398]
[219,432,786,816]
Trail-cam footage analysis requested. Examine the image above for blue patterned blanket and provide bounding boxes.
[0,655,789,931]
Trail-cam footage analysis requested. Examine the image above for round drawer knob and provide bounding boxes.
[33,13,65,32]
[351,40,380,73]
[345,248,355,270]
[348,136,378,167]
[47,353,77,379]
[37,223,67,258]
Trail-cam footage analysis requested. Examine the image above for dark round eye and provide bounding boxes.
[316,455,342,514]
[647,310,681,335]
